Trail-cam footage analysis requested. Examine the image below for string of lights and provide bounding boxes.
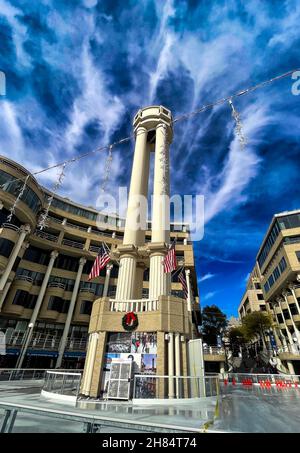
[1,67,298,189]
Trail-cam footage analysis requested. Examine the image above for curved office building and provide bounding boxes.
[0,155,200,370]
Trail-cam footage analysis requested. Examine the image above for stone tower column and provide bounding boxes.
[149,122,171,298]
[116,126,149,301]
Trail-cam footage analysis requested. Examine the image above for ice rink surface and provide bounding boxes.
[1,380,300,432]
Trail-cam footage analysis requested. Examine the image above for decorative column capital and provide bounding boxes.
[106,263,113,271]
[136,125,147,134]
[20,224,31,235]
[0,201,3,210]
[79,257,87,267]
[276,297,284,304]
[185,269,190,276]
[50,250,59,260]
[282,290,290,298]
[288,283,296,291]
[22,241,30,250]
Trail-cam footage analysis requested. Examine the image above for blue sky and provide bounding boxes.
[0,0,300,317]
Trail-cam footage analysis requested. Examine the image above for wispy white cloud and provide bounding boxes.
[0,101,25,161]
[199,273,216,282]
[64,43,125,152]
[202,291,218,301]
[202,102,274,222]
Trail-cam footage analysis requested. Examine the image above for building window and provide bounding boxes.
[108,285,116,297]
[257,220,281,269]
[12,256,21,272]
[47,296,69,313]
[0,169,41,214]
[83,259,106,277]
[268,274,274,288]
[259,305,266,311]
[282,309,290,320]
[171,290,184,299]
[273,267,280,281]
[142,288,149,298]
[257,293,264,300]
[55,254,79,272]
[23,246,50,266]
[254,283,261,290]
[51,197,98,221]
[16,269,45,285]
[277,314,283,324]
[12,290,37,309]
[0,238,14,258]
[296,251,300,262]
[0,207,21,227]
[264,282,269,293]
[110,266,119,278]
[278,256,287,273]
[278,213,300,230]
[290,304,299,316]
[80,300,93,315]
[48,277,75,292]
[69,325,88,339]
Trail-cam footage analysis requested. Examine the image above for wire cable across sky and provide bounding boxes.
[3,67,300,184]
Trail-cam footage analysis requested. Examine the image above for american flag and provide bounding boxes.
[163,239,177,273]
[178,267,188,299]
[88,243,110,281]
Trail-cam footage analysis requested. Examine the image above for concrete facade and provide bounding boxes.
[239,210,300,374]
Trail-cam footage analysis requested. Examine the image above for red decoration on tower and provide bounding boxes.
[122,312,138,331]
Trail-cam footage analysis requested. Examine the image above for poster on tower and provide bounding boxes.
[101,332,157,397]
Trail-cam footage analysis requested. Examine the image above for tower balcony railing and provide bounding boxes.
[109,298,159,312]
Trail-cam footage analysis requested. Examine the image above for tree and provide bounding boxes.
[201,305,227,345]
[228,326,247,356]
[242,311,272,349]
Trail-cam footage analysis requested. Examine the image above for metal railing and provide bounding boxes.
[62,238,84,249]
[0,400,213,433]
[14,275,33,283]
[1,223,20,232]
[42,370,82,397]
[47,216,63,224]
[110,299,159,312]
[0,368,47,382]
[5,331,87,351]
[133,375,219,399]
[48,281,66,289]
[222,372,300,385]
[0,368,82,383]
[34,230,58,242]
[89,245,100,253]
[79,287,96,294]
[65,222,88,232]
[203,346,225,355]
[277,344,300,355]
[66,338,87,350]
